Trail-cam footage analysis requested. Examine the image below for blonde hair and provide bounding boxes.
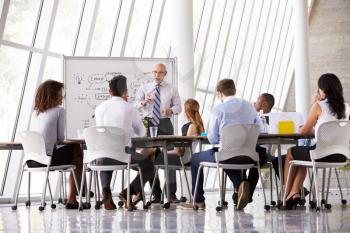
[184,99,205,135]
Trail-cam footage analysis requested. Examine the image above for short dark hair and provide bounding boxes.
[109,75,127,97]
[216,79,236,96]
[261,93,275,111]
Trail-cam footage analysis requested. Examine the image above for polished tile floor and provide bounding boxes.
[1,190,350,232]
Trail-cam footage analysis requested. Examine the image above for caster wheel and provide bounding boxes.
[146,201,151,207]
[162,202,170,209]
[193,205,198,210]
[325,203,332,209]
[95,204,100,210]
[341,199,347,205]
[127,205,134,211]
[264,205,271,211]
[299,199,306,206]
[79,207,83,211]
[118,201,124,207]
[51,204,56,209]
[143,205,148,210]
[270,201,276,206]
[38,206,45,211]
[216,206,222,212]
[11,205,17,210]
[321,199,326,205]
[160,201,164,205]
[44,202,46,206]
[25,201,31,207]
[58,198,63,204]
[83,203,91,209]
[223,201,228,206]
[316,207,321,212]
[310,201,316,209]
[180,196,187,202]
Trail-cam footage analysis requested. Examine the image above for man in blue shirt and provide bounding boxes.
[181,79,267,210]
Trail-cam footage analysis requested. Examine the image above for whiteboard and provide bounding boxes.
[63,56,177,138]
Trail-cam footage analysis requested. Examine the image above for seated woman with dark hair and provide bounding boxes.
[283,73,350,209]
[29,80,83,209]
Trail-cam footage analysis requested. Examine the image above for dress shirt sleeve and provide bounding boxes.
[207,108,221,144]
[254,112,264,133]
[135,85,146,110]
[170,86,182,115]
[57,108,66,141]
[131,107,146,137]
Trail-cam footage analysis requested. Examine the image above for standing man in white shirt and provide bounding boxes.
[95,75,154,210]
[135,63,182,203]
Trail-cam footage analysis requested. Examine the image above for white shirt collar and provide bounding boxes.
[111,96,125,101]
[153,80,166,87]
[223,96,236,103]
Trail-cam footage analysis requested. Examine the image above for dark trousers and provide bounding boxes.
[146,117,177,197]
[227,146,267,199]
[27,145,75,167]
[191,146,267,202]
[97,152,154,194]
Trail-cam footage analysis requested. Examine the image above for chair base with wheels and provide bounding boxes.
[12,164,78,211]
[148,156,192,208]
[193,162,269,211]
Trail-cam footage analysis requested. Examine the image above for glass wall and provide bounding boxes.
[0,0,312,198]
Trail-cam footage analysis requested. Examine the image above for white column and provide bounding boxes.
[293,0,310,119]
[170,0,194,199]
[170,0,195,100]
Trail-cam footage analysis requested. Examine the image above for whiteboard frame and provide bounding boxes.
[62,56,178,138]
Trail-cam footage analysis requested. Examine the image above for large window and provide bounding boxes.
[0,0,313,199]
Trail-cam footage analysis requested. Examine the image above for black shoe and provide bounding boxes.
[65,202,79,209]
[285,193,300,210]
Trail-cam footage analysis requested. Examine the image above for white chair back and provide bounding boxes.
[83,126,131,164]
[19,131,50,165]
[311,120,350,160]
[216,124,259,162]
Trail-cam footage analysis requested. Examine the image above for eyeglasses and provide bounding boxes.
[152,70,166,75]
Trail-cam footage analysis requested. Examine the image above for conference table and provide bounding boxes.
[0,133,313,209]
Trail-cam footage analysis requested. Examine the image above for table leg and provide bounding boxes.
[163,142,171,209]
[277,138,285,207]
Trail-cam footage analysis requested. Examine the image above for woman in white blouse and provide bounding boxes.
[29,80,83,209]
[283,73,349,209]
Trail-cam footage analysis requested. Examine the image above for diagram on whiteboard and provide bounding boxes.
[64,57,176,138]
[71,72,153,116]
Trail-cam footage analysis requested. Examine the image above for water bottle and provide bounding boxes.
[259,110,268,133]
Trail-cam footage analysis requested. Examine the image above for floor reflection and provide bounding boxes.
[0,191,349,232]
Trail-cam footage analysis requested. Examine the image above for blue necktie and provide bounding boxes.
[152,84,161,126]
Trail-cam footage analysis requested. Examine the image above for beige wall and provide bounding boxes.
[284,0,350,112]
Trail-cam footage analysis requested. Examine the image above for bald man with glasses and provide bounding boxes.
[135,63,182,203]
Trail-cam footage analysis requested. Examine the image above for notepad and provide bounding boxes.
[268,112,304,134]
[278,121,295,134]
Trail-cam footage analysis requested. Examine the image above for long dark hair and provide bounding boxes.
[318,73,345,119]
[34,80,64,114]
